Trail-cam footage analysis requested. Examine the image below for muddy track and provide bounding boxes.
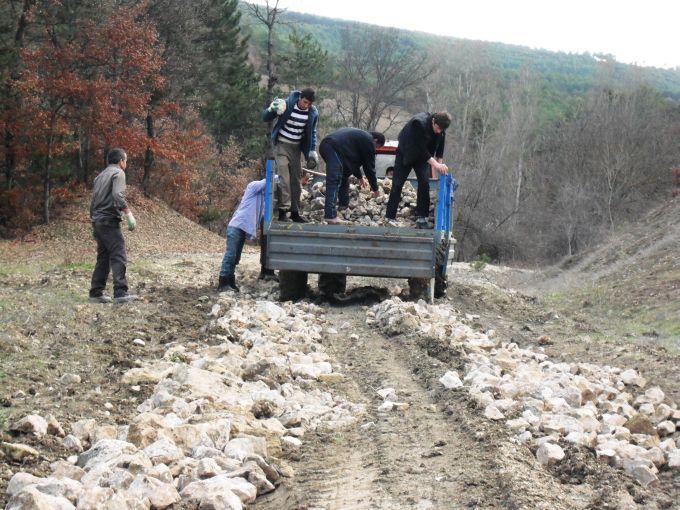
[253,302,663,510]
[254,307,551,509]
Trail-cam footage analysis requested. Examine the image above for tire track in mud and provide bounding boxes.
[253,307,510,509]
[253,302,653,510]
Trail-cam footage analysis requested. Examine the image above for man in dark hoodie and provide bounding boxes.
[89,148,137,304]
[385,112,451,228]
[319,128,385,224]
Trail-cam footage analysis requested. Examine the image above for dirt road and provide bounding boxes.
[1,250,678,509]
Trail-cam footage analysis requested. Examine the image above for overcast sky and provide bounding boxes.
[252,0,680,69]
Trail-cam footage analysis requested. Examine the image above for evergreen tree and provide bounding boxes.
[279,28,329,88]
[200,0,262,146]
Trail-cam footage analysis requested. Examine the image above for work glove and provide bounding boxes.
[306,151,319,170]
[268,98,286,115]
[126,211,136,231]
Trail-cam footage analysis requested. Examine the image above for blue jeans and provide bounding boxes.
[219,227,247,277]
[320,140,351,219]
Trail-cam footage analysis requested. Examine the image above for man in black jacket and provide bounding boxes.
[385,112,451,228]
[319,128,385,224]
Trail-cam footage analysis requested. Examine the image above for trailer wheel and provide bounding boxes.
[408,277,434,303]
[318,273,347,297]
[279,270,308,301]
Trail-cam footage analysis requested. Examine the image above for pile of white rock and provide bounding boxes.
[301,178,434,227]
[5,297,363,509]
[367,298,680,487]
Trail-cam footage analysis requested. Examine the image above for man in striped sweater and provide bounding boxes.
[262,88,319,222]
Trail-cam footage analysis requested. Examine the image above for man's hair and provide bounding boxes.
[300,88,316,102]
[107,148,127,165]
[432,112,452,131]
[371,132,386,146]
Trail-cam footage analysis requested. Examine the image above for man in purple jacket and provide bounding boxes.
[217,178,277,292]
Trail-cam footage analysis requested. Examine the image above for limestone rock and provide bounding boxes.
[536,442,565,466]
[5,486,75,510]
[7,473,44,497]
[50,460,85,481]
[46,415,66,437]
[657,420,676,436]
[197,458,222,479]
[624,415,656,436]
[484,404,505,421]
[143,438,183,465]
[71,419,97,444]
[59,373,82,385]
[128,474,180,509]
[619,369,646,387]
[623,460,658,487]
[63,435,83,453]
[75,487,115,510]
[2,442,40,462]
[439,371,463,389]
[11,414,48,437]
[77,439,137,470]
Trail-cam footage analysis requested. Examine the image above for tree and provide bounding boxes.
[335,28,433,131]
[245,0,285,104]
[279,28,328,88]
[1,0,36,190]
[199,0,261,146]
[19,5,165,223]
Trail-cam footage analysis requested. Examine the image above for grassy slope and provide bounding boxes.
[530,196,680,348]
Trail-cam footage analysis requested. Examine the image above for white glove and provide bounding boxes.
[126,211,136,231]
[306,151,319,169]
[269,98,286,115]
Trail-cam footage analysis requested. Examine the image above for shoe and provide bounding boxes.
[259,269,279,282]
[290,212,308,223]
[385,218,399,228]
[217,275,230,292]
[278,209,290,222]
[113,293,138,304]
[218,275,239,293]
[326,217,347,225]
[88,294,112,304]
[415,217,433,229]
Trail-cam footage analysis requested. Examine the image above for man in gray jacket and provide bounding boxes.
[89,148,137,303]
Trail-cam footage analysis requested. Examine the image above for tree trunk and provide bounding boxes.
[4,130,14,190]
[142,113,155,196]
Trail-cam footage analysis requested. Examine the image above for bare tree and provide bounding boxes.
[335,28,433,131]
[245,0,284,104]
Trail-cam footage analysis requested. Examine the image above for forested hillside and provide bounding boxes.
[1,0,678,264]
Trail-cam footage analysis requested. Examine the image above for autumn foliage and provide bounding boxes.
[0,2,253,235]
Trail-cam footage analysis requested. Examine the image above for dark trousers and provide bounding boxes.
[385,151,431,219]
[90,222,128,297]
[320,139,351,219]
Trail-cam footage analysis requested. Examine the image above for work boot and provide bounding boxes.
[290,211,308,223]
[88,293,112,304]
[278,209,290,222]
[415,217,432,229]
[259,269,279,282]
[217,275,230,292]
[113,292,138,304]
[227,275,240,293]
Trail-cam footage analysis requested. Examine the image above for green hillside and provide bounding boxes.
[243,6,680,106]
